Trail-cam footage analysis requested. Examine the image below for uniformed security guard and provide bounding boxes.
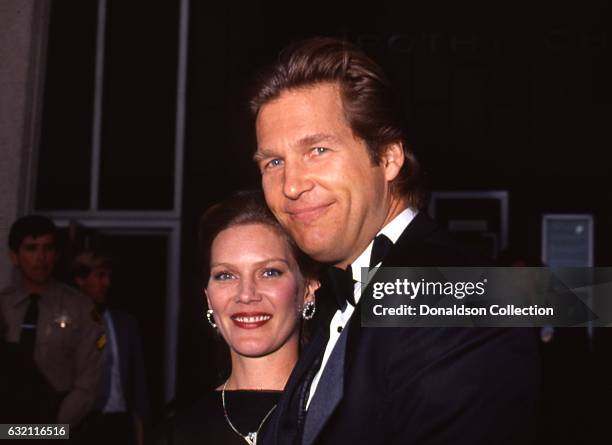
[0,215,105,427]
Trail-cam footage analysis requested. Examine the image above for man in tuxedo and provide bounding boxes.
[73,250,149,445]
[250,38,541,444]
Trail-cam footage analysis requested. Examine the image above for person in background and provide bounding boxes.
[496,248,603,445]
[157,191,319,445]
[0,215,104,427]
[73,250,149,445]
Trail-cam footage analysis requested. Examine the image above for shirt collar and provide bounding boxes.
[10,281,59,306]
[9,286,30,306]
[380,207,417,244]
[350,207,418,283]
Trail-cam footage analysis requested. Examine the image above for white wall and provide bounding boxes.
[0,1,49,288]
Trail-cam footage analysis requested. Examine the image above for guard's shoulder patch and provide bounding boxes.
[96,333,107,350]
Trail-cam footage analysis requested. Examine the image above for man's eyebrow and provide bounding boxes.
[253,149,272,163]
[297,133,338,147]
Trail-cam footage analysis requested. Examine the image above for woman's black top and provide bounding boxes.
[156,390,281,444]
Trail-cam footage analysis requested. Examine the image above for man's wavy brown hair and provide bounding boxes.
[249,37,426,209]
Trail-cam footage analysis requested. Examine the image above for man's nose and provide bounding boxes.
[282,162,313,199]
[36,248,47,262]
[40,247,55,262]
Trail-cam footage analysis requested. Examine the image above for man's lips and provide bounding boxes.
[230,312,272,329]
[285,202,333,224]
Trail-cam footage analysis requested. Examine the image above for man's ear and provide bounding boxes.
[380,142,405,182]
[304,279,321,303]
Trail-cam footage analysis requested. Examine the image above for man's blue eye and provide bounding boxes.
[267,159,283,168]
[262,268,282,278]
[313,147,328,155]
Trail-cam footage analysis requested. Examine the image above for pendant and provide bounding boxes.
[245,432,257,445]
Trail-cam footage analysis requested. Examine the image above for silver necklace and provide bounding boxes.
[221,380,277,445]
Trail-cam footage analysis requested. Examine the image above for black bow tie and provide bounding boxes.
[323,265,356,311]
[369,234,393,270]
[323,235,394,311]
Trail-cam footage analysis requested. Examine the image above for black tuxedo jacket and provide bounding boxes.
[264,212,541,445]
[102,310,149,420]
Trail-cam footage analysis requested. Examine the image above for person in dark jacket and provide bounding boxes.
[73,250,149,445]
[250,37,541,445]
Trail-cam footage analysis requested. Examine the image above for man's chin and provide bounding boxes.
[295,236,341,263]
[25,275,52,287]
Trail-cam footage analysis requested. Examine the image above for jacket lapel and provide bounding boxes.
[302,324,349,445]
[269,325,328,445]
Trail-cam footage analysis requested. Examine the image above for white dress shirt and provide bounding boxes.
[306,208,417,408]
[102,311,127,413]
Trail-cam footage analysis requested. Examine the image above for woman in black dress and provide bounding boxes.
[158,191,319,444]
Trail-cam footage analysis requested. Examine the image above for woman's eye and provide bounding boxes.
[213,271,234,281]
[262,268,283,278]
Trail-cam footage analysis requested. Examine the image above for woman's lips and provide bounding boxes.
[230,312,272,329]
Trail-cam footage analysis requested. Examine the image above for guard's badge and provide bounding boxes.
[91,308,102,324]
[96,333,107,350]
[53,314,72,329]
